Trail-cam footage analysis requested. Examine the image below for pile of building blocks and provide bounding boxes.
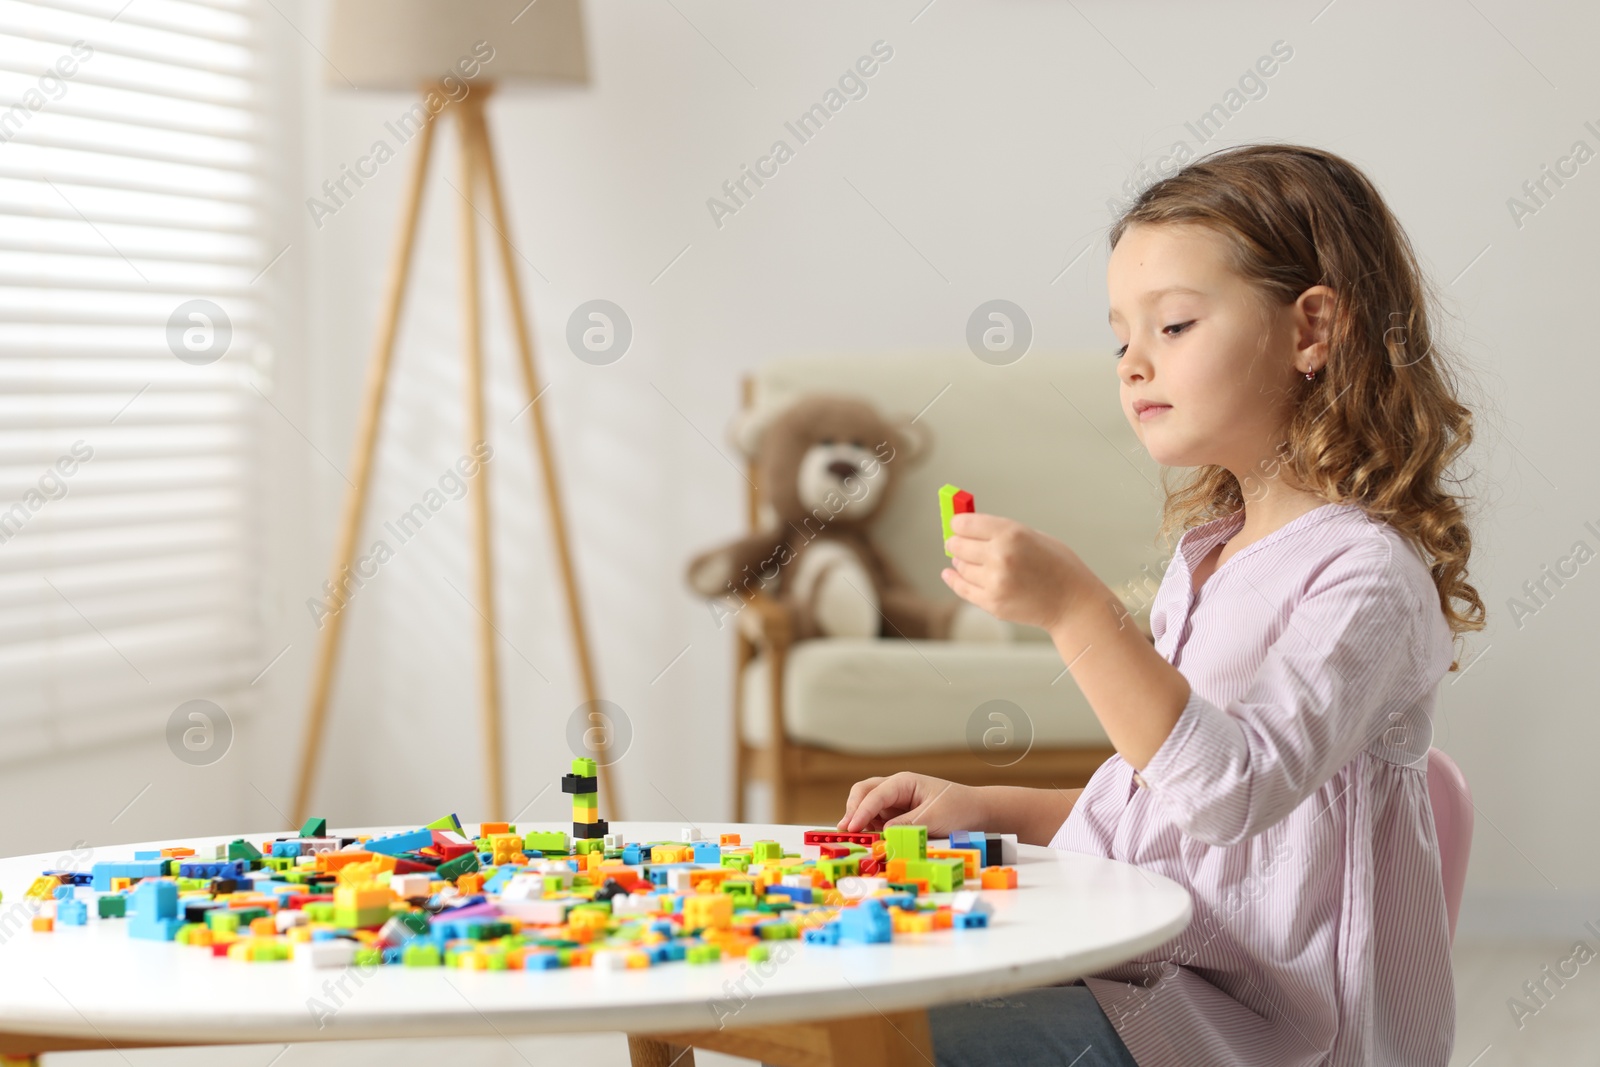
[21,759,1020,971]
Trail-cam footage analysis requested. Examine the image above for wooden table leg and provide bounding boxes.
[638,1008,935,1067]
[628,1034,696,1066]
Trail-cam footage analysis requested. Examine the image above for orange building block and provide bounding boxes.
[980,866,1018,890]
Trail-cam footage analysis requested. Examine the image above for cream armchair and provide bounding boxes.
[731,352,1167,825]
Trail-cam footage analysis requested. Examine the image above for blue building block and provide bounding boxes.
[692,841,722,864]
[128,880,184,941]
[803,923,841,946]
[91,861,167,892]
[953,912,989,929]
[42,870,94,887]
[646,864,694,886]
[271,840,304,858]
[622,844,645,865]
[52,885,76,900]
[838,899,892,945]
[133,850,162,861]
[57,899,89,926]
[364,828,433,856]
[524,953,561,970]
[178,860,247,880]
[769,885,814,905]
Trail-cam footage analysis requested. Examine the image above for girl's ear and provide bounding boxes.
[1295,285,1338,371]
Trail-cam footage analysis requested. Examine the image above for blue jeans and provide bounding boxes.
[929,982,1140,1067]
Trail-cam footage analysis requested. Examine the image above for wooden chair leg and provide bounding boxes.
[627,1035,695,1067]
[767,644,791,825]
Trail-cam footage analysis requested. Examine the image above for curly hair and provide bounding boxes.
[1109,143,1485,668]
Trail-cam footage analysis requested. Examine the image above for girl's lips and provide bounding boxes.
[1137,404,1171,421]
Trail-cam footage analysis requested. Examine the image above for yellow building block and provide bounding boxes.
[682,893,733,930]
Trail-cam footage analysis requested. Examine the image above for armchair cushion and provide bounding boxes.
[740,638,1111,755]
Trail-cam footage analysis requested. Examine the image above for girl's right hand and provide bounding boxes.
[837,772,984,836]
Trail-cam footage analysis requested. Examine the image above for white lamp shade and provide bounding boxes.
[325,0,588,89]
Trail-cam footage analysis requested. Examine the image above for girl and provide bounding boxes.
[838,143,1484,1067]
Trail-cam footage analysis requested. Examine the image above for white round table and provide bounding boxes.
[0,822,1190,1066]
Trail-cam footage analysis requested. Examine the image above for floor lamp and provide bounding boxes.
[293,0,616,824]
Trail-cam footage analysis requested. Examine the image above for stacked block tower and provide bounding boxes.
[563,757,606,843]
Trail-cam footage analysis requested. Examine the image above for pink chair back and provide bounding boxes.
[1425,748,1472,944]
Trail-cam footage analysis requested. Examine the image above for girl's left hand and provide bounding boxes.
[942,512,1096,633]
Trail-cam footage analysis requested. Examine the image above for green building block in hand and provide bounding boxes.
[938,484,975,557]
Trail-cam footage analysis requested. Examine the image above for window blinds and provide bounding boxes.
[0,0,264,760]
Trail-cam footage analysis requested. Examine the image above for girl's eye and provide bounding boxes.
[1115,321,1194,359]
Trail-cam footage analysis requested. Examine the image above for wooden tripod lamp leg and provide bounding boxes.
[456,95,507,822]
[292,112,439,826]
[464,103,619,817]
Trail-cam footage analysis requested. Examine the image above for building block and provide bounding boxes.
[90,862,165,893]
[299,817,327,838]
[838,899,892,944]
[904,857,965,892]
[981,866,1018,890]
[364,828,433,856]
[523,830,567,855]
[295,937,357,968]
[425,813,465,834]
[571,757,598,777]
[128,880,184,941]
[951,891,994,915]
[884,826,928,862]
[927,847,979,880]
[939,484,975,556]
[682,894,733,930]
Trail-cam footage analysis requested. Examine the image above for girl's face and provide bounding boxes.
[1107,222,1324,476]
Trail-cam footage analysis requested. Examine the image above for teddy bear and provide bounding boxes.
[684,393,1011,645]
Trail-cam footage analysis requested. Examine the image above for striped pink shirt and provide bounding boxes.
[1052,501,1457,1066]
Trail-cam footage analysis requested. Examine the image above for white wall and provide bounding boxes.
[6,0,1595,940]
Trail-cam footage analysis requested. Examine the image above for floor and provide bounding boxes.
[43,939,1600,1065]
